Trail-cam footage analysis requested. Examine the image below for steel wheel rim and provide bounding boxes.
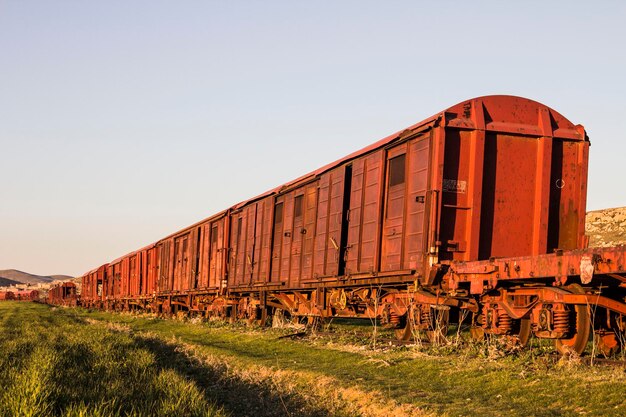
[554,284,590,355]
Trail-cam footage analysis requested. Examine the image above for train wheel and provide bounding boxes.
[394,305,449,344]
[554,284,590,355]
[495,318,532,349]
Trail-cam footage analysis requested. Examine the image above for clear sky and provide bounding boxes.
[1,1,625,277]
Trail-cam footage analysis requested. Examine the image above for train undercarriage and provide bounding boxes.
[100,245,626,356]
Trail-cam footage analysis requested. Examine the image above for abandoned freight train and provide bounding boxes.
[58,95,626,355]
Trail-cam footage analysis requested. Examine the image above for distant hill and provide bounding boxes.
[0,277,21,287]
[0,270,72,285]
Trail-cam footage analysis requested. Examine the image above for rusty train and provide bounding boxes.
[0,289,39,301]
[47,282,78,306]
[52,95,626,355]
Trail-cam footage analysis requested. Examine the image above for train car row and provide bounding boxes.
[63,95,626,355]
[0,290,40,301]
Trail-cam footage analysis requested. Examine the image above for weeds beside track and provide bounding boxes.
[1,302,626,416]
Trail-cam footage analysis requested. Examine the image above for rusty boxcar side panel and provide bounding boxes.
[231,198,274,286]
[129,253,139,297]
[80,272,92,303]
[157,240,172,292]
[107,262,122,301]
[145,246,158,295]
[288,183,319,285]
[96,264,106,302]
[313,167,347,278]
[139,249,147,296]
[16,290,39,301]
[404,135,431,270]
[206,217,228,290]
[231,204,258,287]
[172,233,189,292]
[270,196,286,281]
[267,182,320,287]
[252,199,272,284]
[380,143,408,271]
[344,151,384,275]
[80,263,107,305]
[165,227,202,293]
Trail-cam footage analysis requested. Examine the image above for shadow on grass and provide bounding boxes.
[134,334,340,417]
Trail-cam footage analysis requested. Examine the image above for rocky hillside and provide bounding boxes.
[586,207,626,247]
[0,270,73,285]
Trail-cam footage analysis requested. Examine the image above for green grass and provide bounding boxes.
[0,302,225,417]
[1,302,625,417]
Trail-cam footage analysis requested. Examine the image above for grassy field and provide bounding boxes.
[1,302,625,417]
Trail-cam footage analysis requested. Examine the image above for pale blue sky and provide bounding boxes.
[1,1,625,276]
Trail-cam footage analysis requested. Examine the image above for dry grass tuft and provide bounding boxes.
[169,339,434,417]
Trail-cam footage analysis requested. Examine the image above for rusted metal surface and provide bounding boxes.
[446,245,626,293]
[15,290,40,301]
[231,201,270,287]
[47,282,78,306]
[313,166,346,278]
[80,264,107,308]
[0,291,16,301]
[436,97,588,264]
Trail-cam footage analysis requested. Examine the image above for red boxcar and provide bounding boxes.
[80,264,107,309]
[48,282,78,306]
[104,261,122,310]
[142,244,159,297]
[0,291,15,301]
[16,290,39,301]
[99,244,160,311]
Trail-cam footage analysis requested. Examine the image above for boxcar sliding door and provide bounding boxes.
[381,145,408,271]
[380,135,431,272]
